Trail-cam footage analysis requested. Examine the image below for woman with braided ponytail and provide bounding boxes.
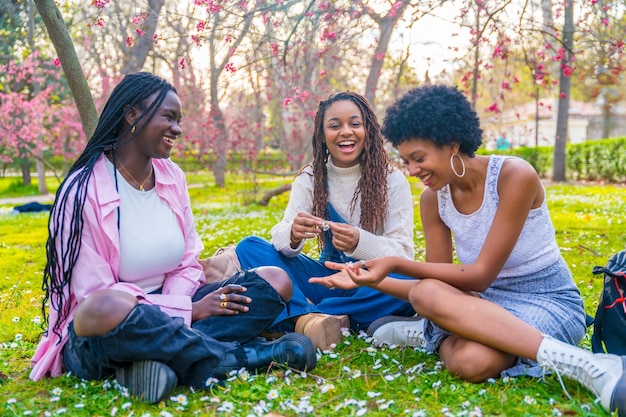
[235,91,416,350]
[30,72,316,404]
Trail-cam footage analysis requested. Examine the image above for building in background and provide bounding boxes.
[482,99,626,150]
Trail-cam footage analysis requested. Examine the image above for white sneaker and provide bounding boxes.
[366,315,426,348]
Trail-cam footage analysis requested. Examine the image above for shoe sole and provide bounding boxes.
[115,360,177,404]
[610,357,626,416]
[366,315,423,336]
[274,333,317,371]
[297,314,349,351]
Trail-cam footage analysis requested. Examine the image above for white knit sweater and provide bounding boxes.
[271,160,415,260]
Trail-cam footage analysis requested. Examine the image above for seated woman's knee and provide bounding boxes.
[254,266,293,302]
[408,279,447,317]
[73,289,137,337]
[444,343,509,383]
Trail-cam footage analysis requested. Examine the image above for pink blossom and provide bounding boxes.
[320,69,327,77]
[126,37,133,47]
[94,0,110,8]
[196,21,205,31]
[136,29,145,36]
[560,92,567,99]
[270,43,279,56]
[283,98,292,106]
[179,57,186,69]
[488,102,499,113]
[320,28,336,42]
[225,62,237,73]
[53,58,60,67]
[563,67,573,76]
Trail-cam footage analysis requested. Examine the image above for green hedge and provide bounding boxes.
[479,136,626,182]
[5,138,626,183]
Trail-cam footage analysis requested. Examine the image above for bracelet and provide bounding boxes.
[290,233,302,245]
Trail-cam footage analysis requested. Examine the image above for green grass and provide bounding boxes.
[1,174,625,416]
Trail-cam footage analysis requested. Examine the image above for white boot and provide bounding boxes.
[536,335,626,415]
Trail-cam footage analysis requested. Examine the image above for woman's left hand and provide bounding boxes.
[192,284,251,321]
[328,222,359,253]
[309,261,360,290]
[310,258,393,290]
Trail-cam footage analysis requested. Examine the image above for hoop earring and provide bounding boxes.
[450,153,466,178]
[131,126,136,133]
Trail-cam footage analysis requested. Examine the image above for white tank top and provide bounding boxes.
[106,159,185,292]
[437,155,560,277]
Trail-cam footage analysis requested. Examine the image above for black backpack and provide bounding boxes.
[591,249,626,355]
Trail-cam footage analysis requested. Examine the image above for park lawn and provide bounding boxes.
[0,173,625,416]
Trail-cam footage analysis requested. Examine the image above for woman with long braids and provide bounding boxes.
[29,72,316,404]
[235,91,416,350]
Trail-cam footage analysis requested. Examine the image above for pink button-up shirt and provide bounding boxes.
[30,155,205,380]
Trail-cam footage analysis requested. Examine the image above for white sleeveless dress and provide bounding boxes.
[423,155,586,377]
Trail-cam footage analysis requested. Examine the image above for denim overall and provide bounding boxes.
[236,204,415,332]
[63,270,285,387]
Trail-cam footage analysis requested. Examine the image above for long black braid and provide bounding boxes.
[42,72,177,338]
[310,91,392,250]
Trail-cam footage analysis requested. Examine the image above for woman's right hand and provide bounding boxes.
[290,212,324,245]
[191,284,251,322]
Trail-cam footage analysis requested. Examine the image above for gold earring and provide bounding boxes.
[131,126,136,133]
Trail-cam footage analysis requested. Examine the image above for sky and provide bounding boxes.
[398,3,470,78]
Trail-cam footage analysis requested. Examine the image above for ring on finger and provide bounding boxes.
[220,301,228,309]
[219,293,227,301]
[360,260,367,268]
[330,286,335,290]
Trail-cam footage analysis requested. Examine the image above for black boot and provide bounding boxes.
[214,333,317,379]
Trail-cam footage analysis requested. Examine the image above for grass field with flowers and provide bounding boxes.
[1,172,626,417]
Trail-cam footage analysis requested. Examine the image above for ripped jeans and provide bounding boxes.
[62,270,285,387]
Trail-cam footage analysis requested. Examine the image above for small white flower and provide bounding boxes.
[12,317,19,323]
[320,383,335,393]
[170,393,188,406]
[51,387,63,396]
[14,334,22,341]
[7,398,16,404]
[266,389,279,400]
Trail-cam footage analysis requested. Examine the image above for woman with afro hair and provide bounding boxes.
[312,85,626,416]
[235,91,416,350]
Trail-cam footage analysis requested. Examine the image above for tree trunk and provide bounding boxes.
[211,101,228,188]
[21,159,31,186]
[121,0,165,74]
[36,156,48,194]
[363,2,408,106]
[34,0,98,139]
[552,2,573,182]
[28,0,48,194]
